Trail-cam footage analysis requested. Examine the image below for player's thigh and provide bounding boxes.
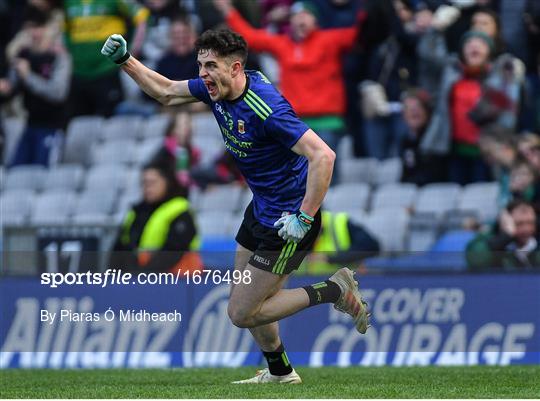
[229,263,289,315]
[230,243,253,295]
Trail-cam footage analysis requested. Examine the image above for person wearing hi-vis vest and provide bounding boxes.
[307,211,380,274]
[111,157,202,274]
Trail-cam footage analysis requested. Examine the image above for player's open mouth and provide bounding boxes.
[205,81,217,96]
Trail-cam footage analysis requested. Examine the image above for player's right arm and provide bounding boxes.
[101,34,196,106]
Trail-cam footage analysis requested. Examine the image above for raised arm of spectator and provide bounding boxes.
[14,50,72,103]
[214,0,284,55]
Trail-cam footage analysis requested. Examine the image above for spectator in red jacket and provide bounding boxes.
[214,0,362,161]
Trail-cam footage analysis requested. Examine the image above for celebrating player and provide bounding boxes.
[101,29,369,384]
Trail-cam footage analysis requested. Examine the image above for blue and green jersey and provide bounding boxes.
[188,70,310,228]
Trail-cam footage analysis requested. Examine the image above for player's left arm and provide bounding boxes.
[291,129,335,217]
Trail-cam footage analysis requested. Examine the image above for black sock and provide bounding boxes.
[263,343,293,376]
[303,280,341,306]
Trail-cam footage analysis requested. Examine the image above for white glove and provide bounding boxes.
[101,34,130,64]
[273,211,314,243]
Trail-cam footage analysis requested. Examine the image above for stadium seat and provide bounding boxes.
[5,165,47,191]
[31,190,77,225]
[361,207,409,252]
[198,185,243,212]
[407,212,440,252]
[133,137,162,165]
[228,212,245,236]
[371,183,417,210]
[188,186,202,208]
[338,158,377,184]
[323,183,370,213]
[99,115,143,142]
[91,139,136,165]
[63,116,103,165]
[192,135,224,165]
[43,164,85,191]
[415,183,462,216]
[372,158,403,185]
[238,189,253,212]
[336,135,354,161]
[84,164,128,193]
[196,210,234,237]
[1,189,35,225]
[192,112,221,138]
[441,209,480,232]
[74,189,117,216]
[123,169,142,193]
[141,114,172,139]
[2,117,25,164]
[71,213,112,225]
[0,166,5,192]
[458,182,499,222]
[430,230,476,253]
[115,189,142,219]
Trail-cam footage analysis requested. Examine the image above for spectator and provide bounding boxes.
[158,111,201,188]
[500,157,539,206]
[466,200,540,270]
[422,30,526,185]
[518,133,540,172]
[417,4,504,99]
[214,0,362,157]
[0,10,71,167]
[6,0,63,65]
[156,16,199,81]
[64,0,149,117]
[307,210,380,274]
[399,88,447,185]
[140,0,186,68]
[359,0,418,159]
[112,157,202,274]
[470,7,505,55]
[443,0,496,54]
[477,126,518,208]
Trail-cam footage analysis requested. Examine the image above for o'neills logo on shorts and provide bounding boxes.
[253,255,271,266]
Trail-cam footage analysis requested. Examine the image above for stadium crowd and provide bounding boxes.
[0,0,539,273]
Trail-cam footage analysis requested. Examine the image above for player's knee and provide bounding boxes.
[227,303,255,328]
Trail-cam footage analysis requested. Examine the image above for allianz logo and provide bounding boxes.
[182,285,254,367]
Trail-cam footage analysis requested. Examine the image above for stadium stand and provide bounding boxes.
[371,183,417,210]
[62,116,104,165]
[4,165,47,192]
[338,158,377,184]
[323,183,370,214]
[98,115,143,142]
[42,164,85,191]
[30,190,77,225]
[91,138,137,166]
[1,189,35,226]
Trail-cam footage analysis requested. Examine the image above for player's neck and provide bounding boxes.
[227,72,248,101]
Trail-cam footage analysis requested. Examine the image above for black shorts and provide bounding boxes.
[235,202,322,275]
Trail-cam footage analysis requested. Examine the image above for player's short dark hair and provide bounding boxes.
[195,29,248,66]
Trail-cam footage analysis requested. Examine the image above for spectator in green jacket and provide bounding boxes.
[466,200,540,270]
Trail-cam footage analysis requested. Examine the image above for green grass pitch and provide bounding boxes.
[1,366,539,398]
